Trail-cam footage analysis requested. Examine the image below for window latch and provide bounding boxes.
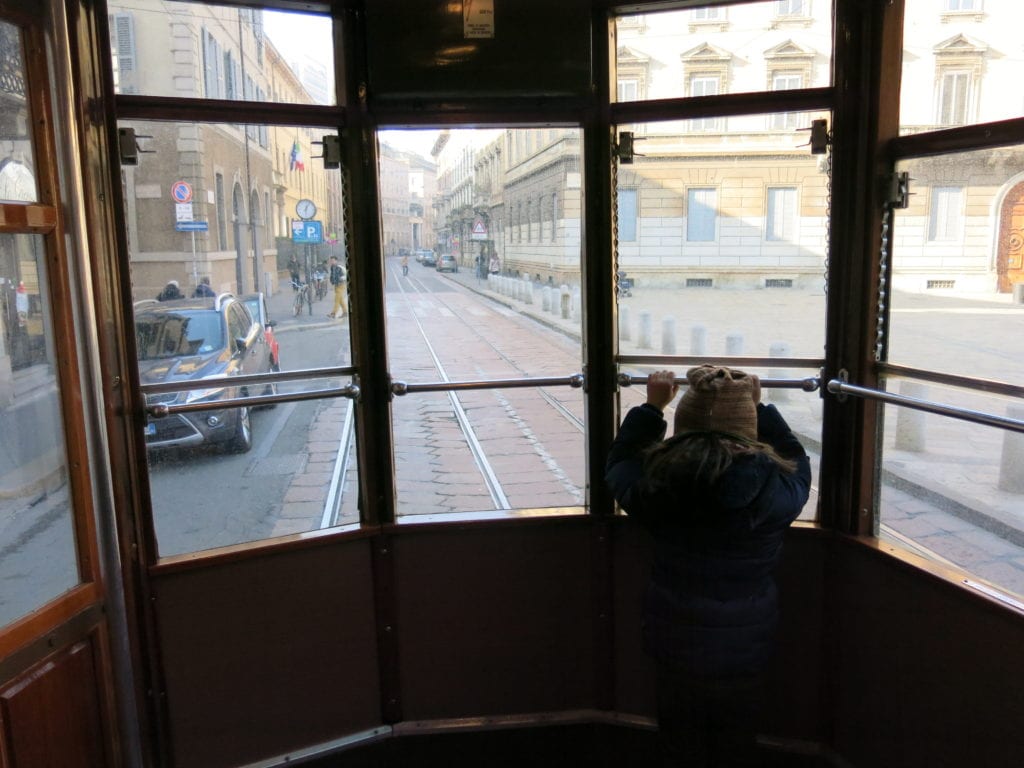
[885,171,911,209]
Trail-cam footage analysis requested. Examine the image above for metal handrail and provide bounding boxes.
[827,379,1024,435]
[391,374,585,396]
[140,364,356,396]
[146,383,360,418]
[617,373,820,391]
[617,354,823,369]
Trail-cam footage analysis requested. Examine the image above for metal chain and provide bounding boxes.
[875,202,893,362]
[823,136,833,297]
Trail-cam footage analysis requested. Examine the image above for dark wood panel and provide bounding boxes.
[831,538,1024,768]
[0,638,108,767]
[153,539,382,768]
[392,519,597,720]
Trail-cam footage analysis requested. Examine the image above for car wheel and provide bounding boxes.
[227,406,253,453]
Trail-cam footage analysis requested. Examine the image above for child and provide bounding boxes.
[606,365,811,767]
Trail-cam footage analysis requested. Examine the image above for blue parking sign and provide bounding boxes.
[291,220,323,243]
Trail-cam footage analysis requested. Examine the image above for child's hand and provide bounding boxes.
[646,370,679,411]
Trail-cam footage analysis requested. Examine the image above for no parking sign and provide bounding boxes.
[171,180,193,204]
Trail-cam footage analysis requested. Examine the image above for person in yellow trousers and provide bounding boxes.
[327,255,348,319]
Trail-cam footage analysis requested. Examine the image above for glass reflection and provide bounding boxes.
[0,21,38,203]
[107,1,335,105]
[0,234,79,626]
[614,1,833,103]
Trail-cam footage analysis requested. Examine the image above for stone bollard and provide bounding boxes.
[661,316,677,354]
[998,403,1024,493]
[560,285,571,319]
[638,311,653,349]
[542,286,552,312]
[620,306,631,342]
[524,279,534,305]
[768,341,791,402]
[1014,283,1024,304]
[726,332,744,356]
[691,325,707,355]
[894,381,927,452]
[572,288,581,321]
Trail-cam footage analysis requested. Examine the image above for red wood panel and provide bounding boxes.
[0,639,108,768]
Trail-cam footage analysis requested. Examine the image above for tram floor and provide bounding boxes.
[308,724,832,767]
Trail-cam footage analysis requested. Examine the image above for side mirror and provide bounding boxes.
[267,320,276,328]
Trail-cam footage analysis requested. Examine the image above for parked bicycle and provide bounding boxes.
[291,279,312,316]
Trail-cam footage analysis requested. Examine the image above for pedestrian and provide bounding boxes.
[192,276,215,298]
[327,255,348,319]
[605,366,811,768]
[156,280,183,301]
[401,253,409,276]
[488,254,500,275]
[288,255,300,291]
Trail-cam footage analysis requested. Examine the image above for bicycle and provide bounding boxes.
[291,280,311,316]
[313,270,328,301]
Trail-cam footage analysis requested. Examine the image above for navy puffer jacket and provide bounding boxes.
[606,402,811,679]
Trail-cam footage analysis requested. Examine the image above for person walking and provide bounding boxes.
[327,256,348,319]
[605,365,811,768]
[156,280,183,301]
[192,276,215,297]
[401,253,409,276]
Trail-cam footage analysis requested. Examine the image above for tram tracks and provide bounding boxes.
[392,265,585,510]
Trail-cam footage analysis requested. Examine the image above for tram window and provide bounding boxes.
[878,380,1024,602]
[900,1,1024,134]
[615,112,831,361]
[0,234,80,626]
[107,2,335,106]
[380,128,586,517]
[889,148,1024,385]
[613,1,833,103]
[117,118,355,556]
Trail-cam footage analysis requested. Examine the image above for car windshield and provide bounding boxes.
[135,310,225,360]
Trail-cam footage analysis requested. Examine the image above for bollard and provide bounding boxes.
[542,286,552,312]
[998,403,1024,493]
[620,306,631,342]
[726,332,744,356]
[524,279,534,305]
[768,341,791,402]
[638,311,653,349]
[691,324,707,355]
[1014,283,1024,305]
[572,287,581,321]
[661,316,677,354]
[894,381,928,452]
[561,285,571,319]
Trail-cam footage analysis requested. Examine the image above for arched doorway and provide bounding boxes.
[996,181,1024,292]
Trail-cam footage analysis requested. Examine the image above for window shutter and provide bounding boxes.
[112,13,136,73]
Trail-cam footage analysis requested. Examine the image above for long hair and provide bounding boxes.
[641,430,797,497]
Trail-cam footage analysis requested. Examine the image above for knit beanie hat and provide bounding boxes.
[673,365,758,442]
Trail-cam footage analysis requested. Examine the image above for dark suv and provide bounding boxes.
[134,293,273,453]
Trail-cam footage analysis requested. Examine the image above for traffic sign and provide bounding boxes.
[171,180,193,204]
[291,220,323,244]
[175,203,194,222]
[175,221,208,232]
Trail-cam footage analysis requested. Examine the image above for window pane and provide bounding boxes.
[0,21,38,203]
[0,234,80,625]
[901,1,1019,134]
[107,1,335,105]
[615,112,830,357]
[118,119,353,556]
[379,128,585,517]
[890,147,1024,385]
[614,1,833,102]
[618,188,638,242]
[879,379,1024,601]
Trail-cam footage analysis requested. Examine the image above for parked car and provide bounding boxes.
[436,253,458,273]
[133,293,272,454]
[418,249,437,267]
[242,293,281,371]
